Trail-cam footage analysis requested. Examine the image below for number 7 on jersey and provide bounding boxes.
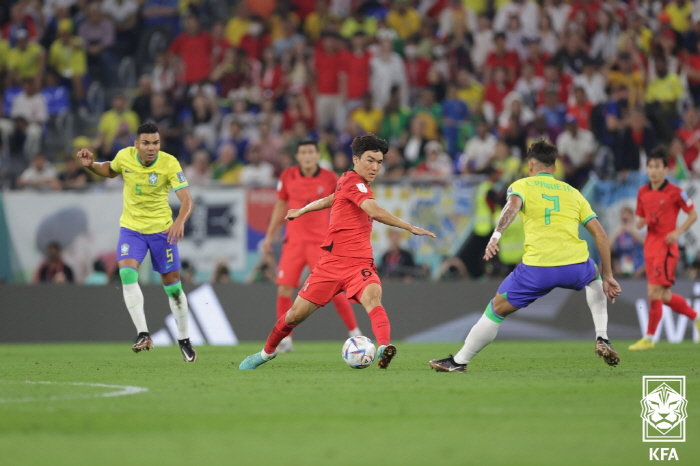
[542,194,560,225]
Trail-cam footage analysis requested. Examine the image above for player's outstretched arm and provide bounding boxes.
[285,194,334,220]
[165,187,194,245]
[76,148,120,178]
[359,199,436,237]
[585,218,622,303]
[262,199,289,253]
[484,195,522,261]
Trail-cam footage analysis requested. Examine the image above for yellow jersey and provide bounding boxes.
[110,147,189,234]
[7,42,44,78]
[507,174,596,267]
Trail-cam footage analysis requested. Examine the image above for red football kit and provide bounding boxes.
[276,166,338,287]
[299,170,382,307]
[636,180,694,286]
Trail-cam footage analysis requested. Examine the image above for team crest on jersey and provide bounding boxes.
[681,191,693,207]
[317,185,324,194]
[120,243,130,256]
[177,171,186,183]
[149,173,158,184]
[356,183,368,193]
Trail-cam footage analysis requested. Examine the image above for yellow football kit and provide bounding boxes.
[507,174,596,267]
[110,147,189,234]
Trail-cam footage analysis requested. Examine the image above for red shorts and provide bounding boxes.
[645,249,678,287]
[276,241,324,287]
[298,253,381,307]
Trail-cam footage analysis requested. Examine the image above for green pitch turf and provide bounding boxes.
[1,341,698,466]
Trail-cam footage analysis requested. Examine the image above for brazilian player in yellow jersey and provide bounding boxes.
[430,140,623,373]
[77,123,197,362]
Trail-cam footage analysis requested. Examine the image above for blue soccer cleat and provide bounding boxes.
[239,351,277,370]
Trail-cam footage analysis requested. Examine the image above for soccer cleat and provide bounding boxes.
[277,336,294,353]
[628,338,655,351]
[376,344,397,369]
[595,337,619,366]
[132,332,154,353]
[429,355,467,373]
[239,351,277,370]
[178,338,197,362]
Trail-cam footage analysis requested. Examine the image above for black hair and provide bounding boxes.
[136,122,159,136]
[351,134,389,157]
[648,146,668,167]
[296,138,318,151]
[494,32,506,41]
[526,139,558,166]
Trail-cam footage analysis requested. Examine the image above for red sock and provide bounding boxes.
[263,316,297,354]
[276,295,292,320]
[332,294,358,331]
[647,299,663,336]
[667,294,698,320]
[368,306,391,346]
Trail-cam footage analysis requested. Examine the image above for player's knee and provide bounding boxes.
[119,267,138,285]
[278,285,294,298]
[648,288,663,301]
[362,286,382,309]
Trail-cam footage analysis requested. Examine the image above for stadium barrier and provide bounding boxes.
[1,280,697,344]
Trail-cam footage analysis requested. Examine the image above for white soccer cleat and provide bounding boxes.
[278,336,294,353]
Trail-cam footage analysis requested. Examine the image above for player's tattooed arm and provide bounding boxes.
[285,194,334,220]
[484,195,522,261]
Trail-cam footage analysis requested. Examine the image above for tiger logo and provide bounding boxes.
[640,383,688,435]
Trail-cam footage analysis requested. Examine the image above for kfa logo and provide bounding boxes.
[641,376,687,442]
[120,243,130,256]
[148,173,158,184]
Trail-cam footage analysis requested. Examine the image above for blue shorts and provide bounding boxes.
[498,258,598,309]
[117,227,180,274]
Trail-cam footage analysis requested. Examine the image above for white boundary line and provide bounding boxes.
[0,380,148,403]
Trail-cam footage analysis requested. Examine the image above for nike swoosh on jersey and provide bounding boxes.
[124,170,133,173]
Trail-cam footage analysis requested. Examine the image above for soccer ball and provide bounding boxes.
[342,336,376,369]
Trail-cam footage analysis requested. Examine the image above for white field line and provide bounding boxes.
[0,380,148,403]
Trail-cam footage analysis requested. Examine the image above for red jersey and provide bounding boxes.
[340,49,371,99]
[636,180,694,252]
[168,32,214,83]
[314,46,341,95]
[278,166,338,244]
[321,171,374,259]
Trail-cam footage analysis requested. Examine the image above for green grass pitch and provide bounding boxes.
[1,341,698,466]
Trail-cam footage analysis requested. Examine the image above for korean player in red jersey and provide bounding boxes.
[240,135,436,370]
[630,147,700,350]
[261,139,362,353]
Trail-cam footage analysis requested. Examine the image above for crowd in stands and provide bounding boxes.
[1,0,699,192]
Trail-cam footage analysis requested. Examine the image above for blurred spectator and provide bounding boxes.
[332,150,350,176]
[210,20,231,69]
[258,98,282,133]
[240,143,275,186]
[282,91,314,133]
[218,120,250,161]
[239,15,270,62]
[552,33,587,75]
[212,143,242,184]
[184,149,212,186]
[379,229,417,280]
[590,9,621,64]
[400,116,428,166]
[2,4,38,44]
[313,32,343,131]
[646,58,684,143]
[379,86,411,146]
[438,0,477,40]
[538,85,567,137]
[36,242,74,284]
[339,31,371,117]
[458,119,496,174]
[491,140,521,183]
[350,93,383,134]
[211,48,254,99]
[566,86,593,130]
[180,259,196,284]
[483,32,519,83]
[0,78,47,157]
[79,2,117,87]
[664,0,693,35]
[545,0,571,34]
[212,261,231,283]
[514,62,544,109]
[17,154,61,191]
[611,206,645,278]
[246,252,276,283]
[48,19,86,102]
[505,15,526,60]
[556,115,596,189]
[615,109,656,176]
[471,14,494,71]
[101,0,139,59]
[256,120,284,169]
[441,83,469,156]
[41,70,70,117]
[381,146,407,181]
[59,156,89,190]
[131,75,153,123]
[608,52,645,110]
[412,89,441,141]
[371,28,409,109]
[675,106,700,169]
[686,36,700,105]
[147,92,181,153]
[169,14,213,86]
[386,0,421,40]
[220,94,257,139]
[259,47,284,102]
[185,94,219,151]
[340,5,377,39]
[84,259,109,285]
[225,2,251,47]
[573,58,606,105]
[404,38,431,104]
[141,0,179,33]
[494,0,540,37]
[152,50,183,98]
[455,68,484,112]
[411,140,453,180]
[273,16,304,58]
[92,93,139,157]
[5,28,45,90]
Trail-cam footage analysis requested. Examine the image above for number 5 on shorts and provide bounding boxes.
[166,248,173,263]
[542,194,560,225]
